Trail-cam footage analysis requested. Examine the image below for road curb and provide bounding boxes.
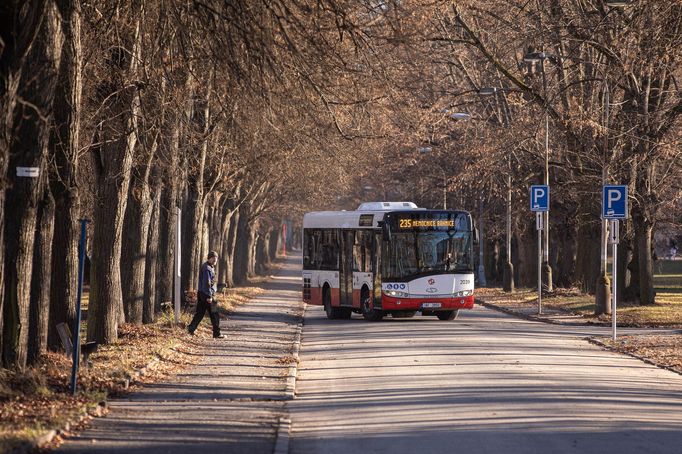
[11,402,107,454]
[587,337,682,377]
[476,298,606,327]
[285,304,305,399]
[273,417,291,454]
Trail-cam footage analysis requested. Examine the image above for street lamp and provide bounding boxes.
[480,86,514,292]
[417,146,448,209]
[449,112,471,120]
[523,47,554,292]
[605,0,632,7]
[479,87,500,96]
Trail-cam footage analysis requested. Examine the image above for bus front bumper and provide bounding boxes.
[381,294,474,311]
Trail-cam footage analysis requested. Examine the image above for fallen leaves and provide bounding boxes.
[602,334,682,374]
[0,285,264,452]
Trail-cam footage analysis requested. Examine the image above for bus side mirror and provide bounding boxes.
[473,227,479,245]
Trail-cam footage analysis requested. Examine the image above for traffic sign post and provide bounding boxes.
[531,186,548,315]
[536,212,543,314]
[602,185,627,340]
[609,219,619,340]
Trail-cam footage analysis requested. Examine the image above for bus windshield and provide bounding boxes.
[382,230,473,280]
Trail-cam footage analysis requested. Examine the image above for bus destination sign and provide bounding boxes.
[399,219,455,229]
[386,211,470,231]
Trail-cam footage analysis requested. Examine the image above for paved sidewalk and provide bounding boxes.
[58,257,303,454]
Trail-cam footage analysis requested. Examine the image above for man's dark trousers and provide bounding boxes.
[188,292,221,337]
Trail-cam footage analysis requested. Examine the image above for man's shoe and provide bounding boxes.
[213,334,226,339]
[188,329,196,336]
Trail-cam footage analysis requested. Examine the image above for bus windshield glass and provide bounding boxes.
[382,230,473,280]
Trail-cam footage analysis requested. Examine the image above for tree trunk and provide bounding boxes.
[48,0,82,352]
[224,206,240,288]
[143,189,161,324]
[233,205,251,285]
[2,4,58,368]
[157,184,176,306]
[248,226,259,278]
[181,184,207,295]
[256,231,270,275]
[575,222,600,294]
[202,205,210,265]
[617,233,633,303]
[28,188,54,364]
[121,176,153,324]
[221,203,239,287]
[180,94,209,296]
[634,216,655,305]
[156,112,181,307]
[87,17,141,344]
[554,212,577,288]
[268,227,280,262]
[0,0,48,367]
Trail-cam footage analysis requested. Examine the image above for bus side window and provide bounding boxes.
[355,230,372,273]
[304,229,322,270]
[320,229,339,270]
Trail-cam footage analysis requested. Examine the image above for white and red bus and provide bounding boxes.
[302,202,476,321]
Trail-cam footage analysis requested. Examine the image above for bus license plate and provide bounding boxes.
[422,302,441,308]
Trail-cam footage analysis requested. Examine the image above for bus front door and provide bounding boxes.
[339,230,354,307]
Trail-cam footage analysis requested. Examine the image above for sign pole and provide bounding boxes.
[610,219,619,340]
[174,207,181,324]
[536,212,543,314]
[530,185,548,315]
[602,185,627,340]
[70,219,90,395]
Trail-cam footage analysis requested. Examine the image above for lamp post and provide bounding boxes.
[593,0,631,312]
[479,86,514,292]
[523,48,555,292]
[604,0,632,7]
[428,112,485,284]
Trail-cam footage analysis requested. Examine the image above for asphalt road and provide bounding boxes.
[290,303,682,454]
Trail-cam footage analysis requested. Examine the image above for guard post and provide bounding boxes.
[530,185,549,314]
[602,185,628,340]
[71,219,90,395]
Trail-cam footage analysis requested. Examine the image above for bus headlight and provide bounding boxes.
[454,290,472,297]
[385,290,409,298]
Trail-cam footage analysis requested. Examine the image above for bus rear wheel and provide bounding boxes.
[361,288,383,321]
[324,287,348,320]
[436,310,459,321]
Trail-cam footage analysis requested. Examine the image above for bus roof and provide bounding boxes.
[303,202,419,229]
[303,202,469,230]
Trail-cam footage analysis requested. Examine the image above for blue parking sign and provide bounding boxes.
[530,185,549,212]
[602,185,628,219]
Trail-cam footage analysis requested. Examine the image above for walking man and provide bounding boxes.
[188,251,224,339]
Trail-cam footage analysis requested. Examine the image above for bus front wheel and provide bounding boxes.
[436,310,459,321]
[361,288,383,321]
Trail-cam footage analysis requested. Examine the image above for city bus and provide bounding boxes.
[302,202,477,321]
